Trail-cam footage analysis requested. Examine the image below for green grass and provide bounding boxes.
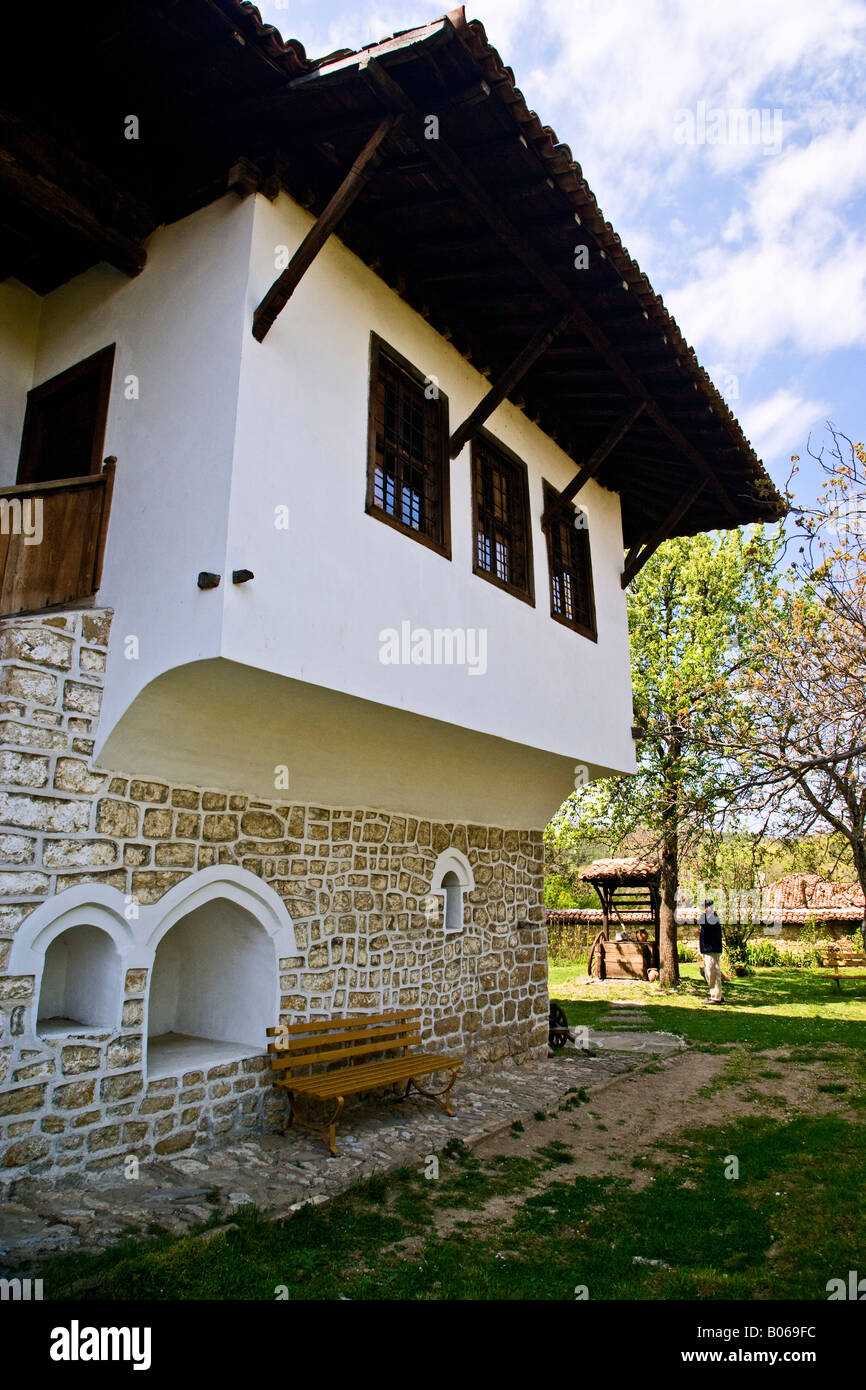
[551,964,866,1052]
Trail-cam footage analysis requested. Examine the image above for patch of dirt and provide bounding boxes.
[421,1046,861,1242]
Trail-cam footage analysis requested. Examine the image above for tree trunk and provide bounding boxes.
[852,838,866,952]
[659,792,680,987]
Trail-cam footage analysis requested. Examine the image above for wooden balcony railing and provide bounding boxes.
[0,457,115,618]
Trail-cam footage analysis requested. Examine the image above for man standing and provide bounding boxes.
[698,898,724,1004]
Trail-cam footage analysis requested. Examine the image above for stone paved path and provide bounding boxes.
[0,1039,681,1270]
[589,999,686,1053]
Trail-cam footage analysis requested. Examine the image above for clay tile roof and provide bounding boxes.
[579,857,660,882]
[766,873,865,910]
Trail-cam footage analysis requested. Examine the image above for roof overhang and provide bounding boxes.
[1,0,785,549]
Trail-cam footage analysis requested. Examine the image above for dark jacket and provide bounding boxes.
[699,912,723,954]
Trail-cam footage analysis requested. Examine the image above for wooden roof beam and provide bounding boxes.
[0,152,147,278]
[621,479,708,588]
[359,56,740,520]
[558,400,646,503]
[448,306,576,457]
[252,113,401,342]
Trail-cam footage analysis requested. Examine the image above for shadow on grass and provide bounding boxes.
[554,967,866,1052]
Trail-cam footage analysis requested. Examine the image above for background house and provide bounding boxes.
[0,1,783,1186]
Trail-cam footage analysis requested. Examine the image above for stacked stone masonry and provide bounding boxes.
[0,610,548,1189]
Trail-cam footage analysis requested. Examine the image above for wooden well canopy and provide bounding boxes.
[3,1,785,562]
[580,858,661,979]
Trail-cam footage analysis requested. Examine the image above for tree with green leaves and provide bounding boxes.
[550,525,781,985]
[730,434,866,945]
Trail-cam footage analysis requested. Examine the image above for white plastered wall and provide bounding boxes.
[18,195,258,737]
[0,278,41,485]
[221,190,636,777]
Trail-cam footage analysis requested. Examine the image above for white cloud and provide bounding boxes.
[740,388,828,465]
[668,230,866,361]
[253,0,866,371]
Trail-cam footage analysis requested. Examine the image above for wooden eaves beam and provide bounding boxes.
[251,113,402,342]
[358,56,739,520]
[558,400,646,504]
[0,150,146,278]
[448,306,577,457]
[620,478,708,588]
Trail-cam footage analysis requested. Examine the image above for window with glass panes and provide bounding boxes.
[471,434,533,603]
[366,336,450,557]
[542,481,596,638]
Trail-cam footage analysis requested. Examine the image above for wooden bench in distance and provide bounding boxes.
[266,1010,463,1156]
[820,945,866,993]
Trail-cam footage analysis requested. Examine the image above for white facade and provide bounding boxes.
[1,188,637,828]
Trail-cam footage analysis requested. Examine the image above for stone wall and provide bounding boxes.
[0,609,548,1190]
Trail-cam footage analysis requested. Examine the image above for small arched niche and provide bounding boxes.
[431,849,475,935]
[442,871,463,932]
[38,923,122,1035]
[147,897,276,1078]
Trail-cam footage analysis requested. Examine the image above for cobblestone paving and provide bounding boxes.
[0,1035,681,1270]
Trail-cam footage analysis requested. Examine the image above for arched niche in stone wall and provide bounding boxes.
[142,865,295,1078]
[38,922,123,1035]
[9,866,295,1064]
[430,848,475,935]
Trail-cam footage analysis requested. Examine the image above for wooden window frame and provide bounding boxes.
[542,479,597,642]
[365,333,451,560]
[470,430,534,606]
[17,344,115,485]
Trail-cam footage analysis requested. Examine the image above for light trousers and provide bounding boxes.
[703,952,724,1001]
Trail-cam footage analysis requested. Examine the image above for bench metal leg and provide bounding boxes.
[403,1068,460,1117]
[282,1092,345,1156]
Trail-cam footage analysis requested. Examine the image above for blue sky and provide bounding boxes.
[258,0,866,508]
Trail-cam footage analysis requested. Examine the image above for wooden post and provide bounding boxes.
[252,114,401,341]
[91,456,116,595]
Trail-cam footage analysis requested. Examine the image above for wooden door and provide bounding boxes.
[17,344,115,484]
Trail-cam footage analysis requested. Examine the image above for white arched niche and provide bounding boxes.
[39,923,123,1034]
[9,885,137,1041]
[143,866,295,1079]
[430,849,475,934]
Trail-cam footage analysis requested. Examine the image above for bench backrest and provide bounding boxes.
[267,1010,423,1076]
[826,947,866,968]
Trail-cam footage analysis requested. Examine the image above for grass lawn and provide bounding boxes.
[34,965,866,1301]
[551,961,866,1050]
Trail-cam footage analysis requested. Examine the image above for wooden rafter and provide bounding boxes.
[251,113,402,342]
[448,306,576,458]
[0,150,147,278]
[356,57,739,519]
[620,478,708,588]
[558,400,646,503]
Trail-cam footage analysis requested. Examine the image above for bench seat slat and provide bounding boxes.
[278,1051,462,1098]
[271,1031,423,1071]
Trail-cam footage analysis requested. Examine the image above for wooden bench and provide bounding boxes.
[820,944,866,992]
[266,1010,463,1156]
